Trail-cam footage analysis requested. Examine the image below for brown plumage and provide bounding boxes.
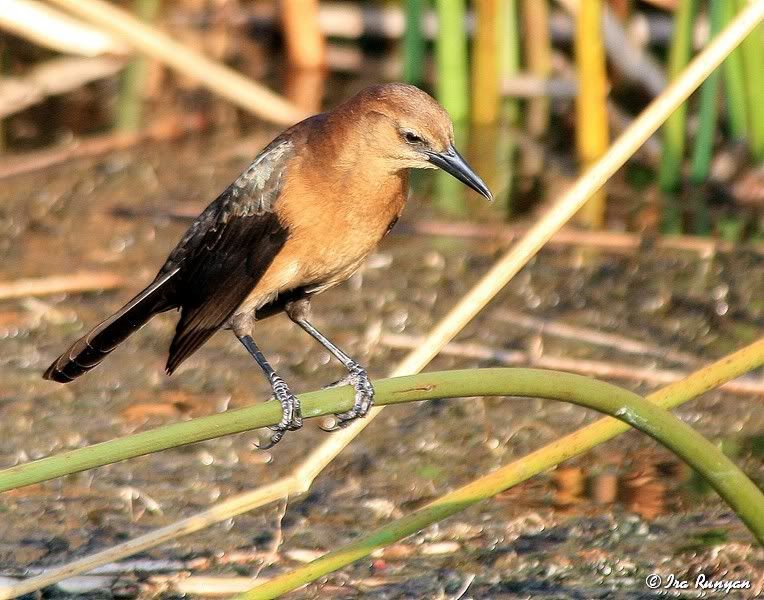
[43,83,491,446]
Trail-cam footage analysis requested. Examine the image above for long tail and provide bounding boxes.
[43,269,178,383]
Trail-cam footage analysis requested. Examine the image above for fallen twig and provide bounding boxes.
[0,56,126,119]
[0,272,126,301]
[494,309,702,365]
[380,333,764,397]
[0,113,209,180]
[47,0,306,125]
[107,209,762,257]
[0,0,127,56]
[163,576,261,596]
[0,574,261,597]
[404,220,764,255]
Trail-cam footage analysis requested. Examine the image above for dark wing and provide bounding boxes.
[162,137,293,373]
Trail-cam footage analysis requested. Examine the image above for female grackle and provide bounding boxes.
[44,83,492,447]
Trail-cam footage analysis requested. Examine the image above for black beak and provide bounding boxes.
[425,144,493,201]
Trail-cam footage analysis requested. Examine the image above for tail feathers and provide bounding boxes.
[43,269,178,383]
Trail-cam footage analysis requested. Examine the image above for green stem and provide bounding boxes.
[4,367,764,543]
[3,337,762,599]
[433,123,469,215]
[736,0,764,159]
[721,0,748,140]
[660,191,683,235]
[499,0,521,123]
[402,0,426,85]
[689,0,723,183]
[658,0,697,192]
[237,368,764,599]
[435,0,469,122]
[115,0,160,131]
[718,213,745,242]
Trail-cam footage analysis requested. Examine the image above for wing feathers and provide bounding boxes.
[44,136,294,382]
[165,214,287,373]
[162,137,293,373]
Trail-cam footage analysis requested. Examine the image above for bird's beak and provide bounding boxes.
[425,144,493,201]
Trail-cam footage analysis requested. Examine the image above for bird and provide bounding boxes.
[43,83,492,447]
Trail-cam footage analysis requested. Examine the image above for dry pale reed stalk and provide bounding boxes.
[45,0,307,125]
[0,272,125,300]
[0,0,128,56]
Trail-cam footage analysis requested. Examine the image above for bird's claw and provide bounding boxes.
[320,364,374,431]
[256,375,302,449]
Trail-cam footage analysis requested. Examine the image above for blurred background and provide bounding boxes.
[0,1,762,598]
[1,0,763,232]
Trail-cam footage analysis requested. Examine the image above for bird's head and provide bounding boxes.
[339,83,493,201]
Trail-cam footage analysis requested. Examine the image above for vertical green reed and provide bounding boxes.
[689,0,723,184]
[718,214,744,242]
[435,0,469,122]
[736,0,764,160]
[661,195,683,235]
[433,124,469,216]
[521,0,552,136]
[721,0,747,140]
[492,124,516,216]
[499,0,521,124]
[658,0,697,192]
[115,0,161,131]
[471,0,500,124]
[574,0,609,229]
[403,0,426,85]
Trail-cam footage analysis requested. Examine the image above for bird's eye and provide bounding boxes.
[402,130,425,145]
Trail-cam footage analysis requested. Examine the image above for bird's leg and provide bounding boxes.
[285,299,374,430]
[233,317,302,448]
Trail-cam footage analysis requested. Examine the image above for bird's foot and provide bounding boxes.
[257,375,302,449]
[320,364,374,432]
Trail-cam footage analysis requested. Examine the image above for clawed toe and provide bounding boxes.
[320,364,374,431]
[255,427,285,450]
[256,365,373,445]
[256,375,302,449]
